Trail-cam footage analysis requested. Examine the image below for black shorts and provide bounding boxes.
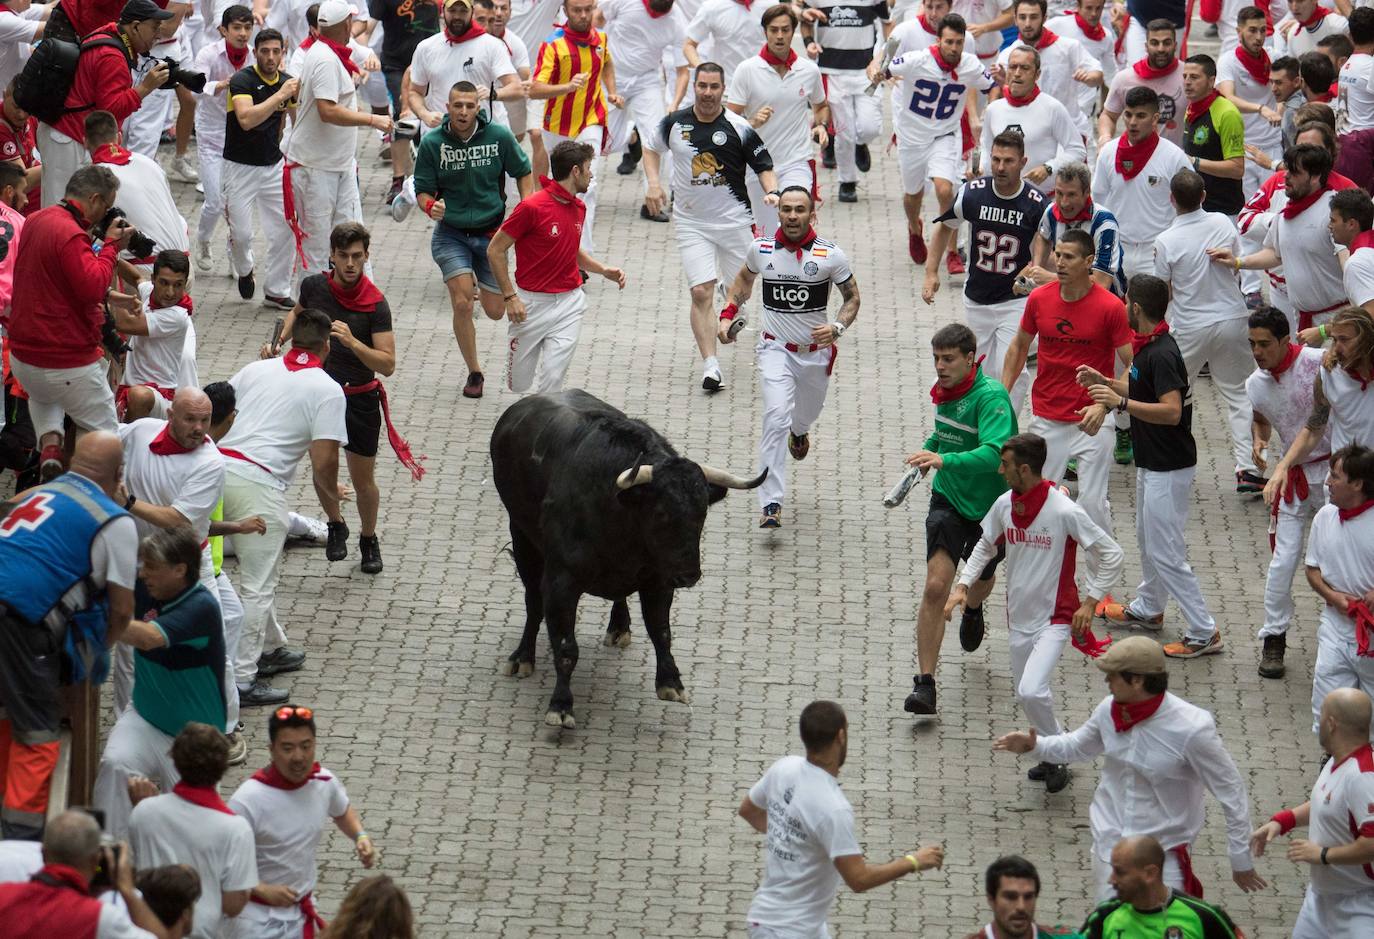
[344,389,382,458]
[383,67,406,119]
[925,492,1002,581]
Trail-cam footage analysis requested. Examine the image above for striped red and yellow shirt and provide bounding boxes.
[533,26,612,138]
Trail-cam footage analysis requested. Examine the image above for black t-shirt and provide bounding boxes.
[368,0,440,72]
[1128,332,1196,471]
[298,274,395,387]
[937,177,1045,306]
[224,66,294,166]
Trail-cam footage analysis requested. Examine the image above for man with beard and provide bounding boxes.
[1081,836,1244,938]
[1098,18,1184,146]
[408,0,521,129]
[1217,7,1283,209]
[963,856,1075,939]
[739,700,945,937]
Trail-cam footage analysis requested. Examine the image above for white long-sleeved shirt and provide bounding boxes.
[980,90,1086,195]
[1031,693,1256,872]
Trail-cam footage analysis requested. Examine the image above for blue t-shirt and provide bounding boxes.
[132,581,226,738]
[1126,0,1188,28]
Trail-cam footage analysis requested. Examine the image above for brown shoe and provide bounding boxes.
[788,432,810,460]
[463,371,484,399]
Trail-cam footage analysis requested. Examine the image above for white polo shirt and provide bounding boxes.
[1339,52,1374,133]
[1091,134,1190,243]
[1263,190,1347,317]
[600,0,687,79]
[980,90,1085,193]
[229,769,349,911]
[1346,244,1374,310]
[124,283,192,392]
[118,418,224,542]
[997,33,1101,135]
[218,355,347,490]
[1305,744,1374,896]
[1307,502,1374,625]
[410,31,516,118]
[1154,208,1247,330]
[887,48,995,149]
[686,0,760,82]
[1217,48,1282,153]
[727,53,826,167]
[285,42,359,173]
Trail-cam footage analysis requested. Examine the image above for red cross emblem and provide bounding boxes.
[0,493,55,537]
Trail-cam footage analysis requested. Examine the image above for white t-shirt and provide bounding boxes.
[0,9,41,94]
[997,33,1101,135]
[745,755,861,932]
[888,48,994,149]
[1307,502,1374,612]
[128,792,258,939]
[1245,345,1330,475]
[726,55,826,166]
[1320,361,1374,452]
[600,0,687,79]
[218,355,347,490]
[980,91,1085,193]
[264,0,317,52]
[686,0,762,82]
[500,29,531,72]
[1346,245,1374,309]
[124,282,192,391]
[285,42,359,173]
[1051,11,1118,118]
[229,769,349,903]
[745,233,854,346]
[1306,744,1374,895]
[191,40,244,144]
[506,0,565,53]
[119,418,224,541]
[952,0,1013,60]
[1274,11,1348,59]
[1153,208,1247,330]
[1091,134,1190,243]
[1338,52,1374,134]
[409,31,516,118]
[1216,48,1282,153]
[887,17,939,113]
[1263,189,1346,316]
[103,154,190,256]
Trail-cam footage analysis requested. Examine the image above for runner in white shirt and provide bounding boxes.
[996,0,1103,138]
[1337,8,1374,192]
[1275,0,1348,58]
[739,701,944,938]
[190,9,253,274]
[1052,0,1118,120]
[229,707,376,939]
[994,636,1266,902]
[1245,307,1330,681]
[805,0,888,203]
[1332,188,1374,314]
[684,0,762,82]
[407,0,520,125]
[948,433,1124,794]
[884,14,996,267]
[1217,6,1284,213]
[217,310,347,704]
[82,115,190,267]
[871,0,945,158]
[726,5,828,235]
[1092,85,1191,278]
[1252,688,1374,939]
[112,256,195,423]
[980,46,1085,194]
[953,0,1014,65]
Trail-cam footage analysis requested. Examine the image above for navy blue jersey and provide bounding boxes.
[937,177,1045,306]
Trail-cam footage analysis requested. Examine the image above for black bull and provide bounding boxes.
[490,390,765,729]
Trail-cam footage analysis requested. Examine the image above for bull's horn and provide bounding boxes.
[699,465,769,489]
[616,464,654,490]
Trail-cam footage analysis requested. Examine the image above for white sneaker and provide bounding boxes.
[702,363,724,393]
[171,154,200,183]
[287,515,329,544]
[390,176,416,222]
[195,241,213,272]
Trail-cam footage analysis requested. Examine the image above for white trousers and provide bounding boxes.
[1092,848,1185,903]
[10,357,117,437]
[756,338,832,509]
[606,71,670,192]
[36,124,89,208]
[1130,466,1217,641]
[1311,609,1374,733]
[827,73,881,185]
[966,297,1028,414]
[1009,623,1069,737]
[224,159,294,299]
[230,901,305,939]
[749,160,813,237]
[1121,239,1154,282]
[541,126,602,253]
[194,138,225,247]
[216,569,244,731]
[1260,482,1325,638]
[1030,414,1116,584]
[93,708,179,841]
[124,87,175,159]
[221,469,290,688]
[507,287,586,394]
[1292,885,1374,939]
[1173,318,1256,474]
[289,164,363,290]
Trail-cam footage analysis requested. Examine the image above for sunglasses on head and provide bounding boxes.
[274,705,313,721]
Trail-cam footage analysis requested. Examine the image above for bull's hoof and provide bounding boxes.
[499,658,534,678]
[604,629,631,649]
[544,710,576,729]
[656,686,690,704]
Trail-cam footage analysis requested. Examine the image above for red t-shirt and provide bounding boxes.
[0,110,40,216]
[1020,282,1131,423]
[498,179,586,294]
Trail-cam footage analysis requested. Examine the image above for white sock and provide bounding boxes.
[703,355,719,375]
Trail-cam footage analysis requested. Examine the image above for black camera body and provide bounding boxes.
[99,206,157,259]
[159,56,206,93]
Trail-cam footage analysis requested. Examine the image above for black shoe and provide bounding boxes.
[463,371,484,399]
[326,521,349,561]
[821,136,836,169]
[904,674,937,714]
[837,181,857,203]
[1259,633,1286,678]
[788,432,809,460]
[1044,763,1071,793]
[639,204,670,222]
[616,134,641,175]
[384,176,404,206]
[1237,469,1267,494]
[1027,761,1049,781]
[238,679,290,706]
[854,143,871,173]
[758,502,782,529]
[360,535,383,574]
[257,646,306,676]
[959,604,986,652]
[237,272,255,299]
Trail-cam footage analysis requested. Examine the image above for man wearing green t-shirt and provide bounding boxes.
[1181,55,1247,217]
[1082,836,1241,939]
[413,80,534,399]
[903,323,1018,716]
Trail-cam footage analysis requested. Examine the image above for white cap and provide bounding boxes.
[316,0,354,27]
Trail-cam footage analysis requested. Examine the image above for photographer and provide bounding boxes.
[83,110,189,272]
[38,0,175,207]
[0,808,172,937]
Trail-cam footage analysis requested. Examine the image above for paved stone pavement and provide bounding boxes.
[147,61,1319,938]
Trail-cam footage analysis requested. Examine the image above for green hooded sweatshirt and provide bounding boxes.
[412,112,532,232]
[922,367,1018,522]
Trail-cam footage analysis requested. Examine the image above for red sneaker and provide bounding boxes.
[908,224,927,265]
[38,444,64,482]
[946,250,966,275]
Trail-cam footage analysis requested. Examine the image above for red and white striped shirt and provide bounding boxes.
[1308,743,1374,894]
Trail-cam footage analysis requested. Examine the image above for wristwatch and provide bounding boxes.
[832,321,846,338]
[124,493,136,510]
[1192,157,1201,173]
[1116,395,1128,414]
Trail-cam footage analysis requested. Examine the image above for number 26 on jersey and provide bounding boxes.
[908,79,964,120]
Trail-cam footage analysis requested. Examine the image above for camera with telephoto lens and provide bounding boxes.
[98,207,157,259]
[157,56,206,93]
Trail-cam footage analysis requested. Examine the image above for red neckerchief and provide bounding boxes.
[148,424,202,456]
[733,0,752,7]
[1052,198,1093,223]
[1004,84,1040,106]
[930,358,982,404]
[305,33,360,75]
[1267,342,1302,380]
[1186,89,1220,125]
[1072,626,1114,657]
[1070,10,1106,41]
[1281,183,1330,219]
[1234,43,1270,85]
[90,142,132,165]
[640,0,669,16]
[327,271,385,313]
[1298,4,1332,29]
[1347,363,1374,391]
[1022,28,1058,49]
[1133,56,1179,79]
[928,43,957,80]
[1351,230,1374,254]
[1010,478,1055,526]
[1111,692,1165,732]
[1114,131,1161,181]
[760,43,796,69]
[283,349,324,371]
[172,781,234,815]
[251,761,332,790]
[226,43,248,70]
[1339,499,1374,522]
[558,22,600,46]
[151,292,193,315]
[917,13,936,34]
[774,225,817,260]
[1130,318,1169,354]
[446,22,488,44]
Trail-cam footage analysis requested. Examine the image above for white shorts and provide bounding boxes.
[10,356,117,437]
[1292,885,1374,939]
[676,224,753,289]
[897,133,960,195]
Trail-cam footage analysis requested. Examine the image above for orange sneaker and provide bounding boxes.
[1098,600,1164,631]
[1163,632,1224,658]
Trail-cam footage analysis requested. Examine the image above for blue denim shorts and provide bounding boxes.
[431,222,499,292]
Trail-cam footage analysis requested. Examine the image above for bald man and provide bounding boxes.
[1082,835,1242,938]
[1252,688,1374,938]
[0,432,137,839]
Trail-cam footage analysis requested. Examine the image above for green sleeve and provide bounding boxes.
[1219,105,1245,160]
[501,128,532,178]
[939,391,1016,474]
[1190,899,1239,939]
[1078,902,1115,939]
[922,430,939,452]
[412,132,439,197]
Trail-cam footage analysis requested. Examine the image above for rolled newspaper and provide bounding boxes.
[883,464,924,508]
